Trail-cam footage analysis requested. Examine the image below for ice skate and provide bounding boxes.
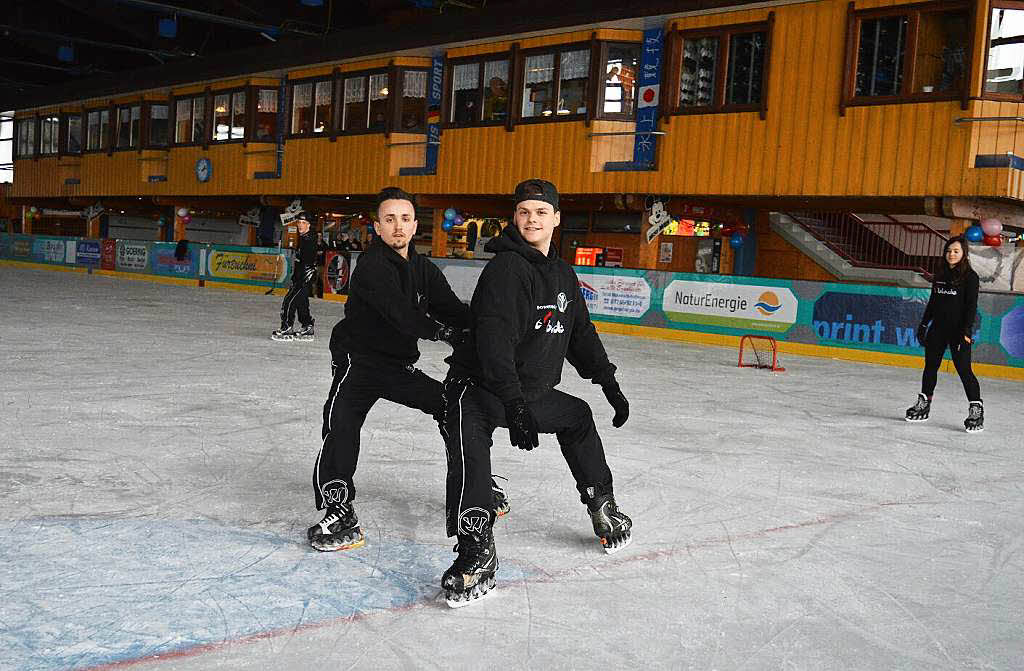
[586,492,632,554]
[307,503,365,552]
[293,324,315,342]
[442,528,497,608]
[271,326,297,341]
[905,393,930,422]
[964,400,984,433]
[492,475,510,517]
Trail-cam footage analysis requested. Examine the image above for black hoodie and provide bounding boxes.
[921,266,980,340]
[330,239,469,365]
[293,231,318,284]
[447,224,617,402]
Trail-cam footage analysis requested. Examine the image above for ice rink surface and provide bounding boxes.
[1,264,1022,671]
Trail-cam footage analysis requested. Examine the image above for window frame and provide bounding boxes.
[842,0,971,111]
[287,76,332,139]
[145,101,170,149]
[14,117,37,159]
[338,67,392,136]
[515,40,595,125]
[64,111,84,155]
[252,86,280,143]
[443,52,513,129]
[671,19,773,117]
[595,41,643,122]
[210,87,248,143]
[39,114,60,156]
[396,67,430,133]
[982,0,1024,102]
[114,104,142,151]
[172,94,209,147]
[83,107,111,154]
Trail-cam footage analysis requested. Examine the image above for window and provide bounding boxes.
[66,114,82,154]
[847,3,969,104]
[986,4,1024,96]
[86,111,101,151]
[255,88,278,141]
[601,43,640,119]
[16,118,36,158]
[174,95,206,144]
[116,105,141,149]
[448,56,510,125]
[40,116,59,155]
[341,71,390,132]
[400,69,427,131]
[290,80,331,136]
[148,103,168,146]
[213,90,245,141]
[521,45,591,120]
[678,23,769,112]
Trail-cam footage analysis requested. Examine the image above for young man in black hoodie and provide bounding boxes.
[272,211,318,341]
[307,187,507,552]
[438,178,632,607]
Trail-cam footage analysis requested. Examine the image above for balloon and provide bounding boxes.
[729,232,745,248]
[157,217,167,225]
[721,225,735,237]
[181,215,192,225]
[453,215,464,226]
[733,224,749,236]
[965,225,983,242]
[980,218,1002,236]
[983,234,1002,247]
[177,207,188,218]
[29,206,38,214]
[444,208,457,221]
[441,220,454,232]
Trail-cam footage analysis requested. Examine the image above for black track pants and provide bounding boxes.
[280,280,312,329]
[441,379,613,538]
[312,353,442,509]
[921,330,981,402]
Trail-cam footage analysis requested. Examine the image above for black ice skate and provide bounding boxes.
[492,475,510,518]
[442,528,497,608]
[905,393,931,422]
[964,400,984,433]
[293,324,315,342]
[586,492,632,554]
[271,326,297,341]
[307,503,365,552]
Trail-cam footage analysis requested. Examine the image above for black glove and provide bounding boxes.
[916,322,928,346]
[434,324,468,348]
[602,381,629,428]
[504,398,539,451]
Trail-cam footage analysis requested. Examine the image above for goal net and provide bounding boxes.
[738,335,785,372]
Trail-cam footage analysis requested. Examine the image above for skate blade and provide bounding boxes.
[905,416,929,422]
[271,335,294,341]
[965,426,984,433]
[310,532,366,552]
[445,576,496,608]
[601,531,633,554]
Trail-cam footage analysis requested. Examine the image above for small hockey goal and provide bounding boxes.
[738,335,785,372]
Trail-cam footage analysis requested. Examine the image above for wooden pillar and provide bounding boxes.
[638,221,658,269]
[431,207,447,258]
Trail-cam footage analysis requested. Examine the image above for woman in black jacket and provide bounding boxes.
[906,235,983,431]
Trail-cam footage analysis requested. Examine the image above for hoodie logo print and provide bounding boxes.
[534,310,564,333]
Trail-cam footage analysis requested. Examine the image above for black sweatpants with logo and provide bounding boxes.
[440,379,613,538]
[313,352,441,510]
[280,277,313,329]
[921,329,981,401]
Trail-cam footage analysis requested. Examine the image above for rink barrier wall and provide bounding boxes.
[3,235,1023,380]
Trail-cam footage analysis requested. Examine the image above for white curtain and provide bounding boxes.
[524,54,554,84]
[560,50,590,80]
[258,89,278,113]
[344,77,365,103]
[315,81,332,106]
[369,74,388,101]
[484,59,508,85]
[453,63,479,91]
[403,70,427,98]
[292,83,312,108]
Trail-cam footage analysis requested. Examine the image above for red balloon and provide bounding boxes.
[983,234,1002,247]
[720,226,735,237]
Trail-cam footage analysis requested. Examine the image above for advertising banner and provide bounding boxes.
[324,251,352,295]
[75,240,102,266]
[0,234,10,258]
[13,236,32,258]
[101,239,116,270]
[151,243,198,277]
[811,290,934,350]
[577,272,651,320]
[207,249,287,284]
[662,279,798,333]
[117,241,149,271]
[32,237,67,264]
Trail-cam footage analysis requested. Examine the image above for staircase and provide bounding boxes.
[771,212,946,287]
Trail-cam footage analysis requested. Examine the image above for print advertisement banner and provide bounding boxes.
[101,239,117,270]
[117,241,149,271]
[75,240,102,266]
[207,250,287,284]
[662,279,799,333]
[151,243,198,277]
[32,237,68,264]
[576,271,651,320]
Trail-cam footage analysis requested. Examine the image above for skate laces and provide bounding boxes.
[969,403,983,419]
[452,533,491,570]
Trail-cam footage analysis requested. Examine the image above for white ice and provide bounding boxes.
[1,264,1022,671]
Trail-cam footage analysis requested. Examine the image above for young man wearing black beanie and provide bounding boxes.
[438,178,632,607]
[272,211,318,341]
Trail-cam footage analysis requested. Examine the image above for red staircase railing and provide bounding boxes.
[785,211,948,280]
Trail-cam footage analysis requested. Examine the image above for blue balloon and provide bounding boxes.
[965,225,983,242]
[729,232,745,249]
[453,215,464,226]
[444,208,457,221]
[442,220,454,232]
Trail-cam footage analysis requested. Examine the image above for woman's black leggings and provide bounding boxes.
[921,330,981,401]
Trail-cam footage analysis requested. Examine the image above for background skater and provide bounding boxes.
[272,211,317,341]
